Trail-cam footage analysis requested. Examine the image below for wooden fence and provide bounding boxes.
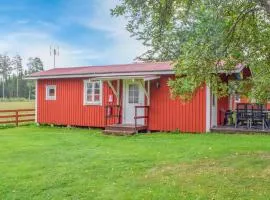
[0,109,35,126]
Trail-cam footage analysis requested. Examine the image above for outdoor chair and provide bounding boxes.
[251,104,266,130]
[235,103,251,128]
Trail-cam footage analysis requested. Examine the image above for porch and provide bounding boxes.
[103,124,148,136]
[211,126,270,134]
[94,76,154,135]
[212,103,270,134]
[103,104,150,135]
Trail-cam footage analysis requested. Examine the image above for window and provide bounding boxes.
[46,85,56,100]
[84,80,102,105]
[128,84,139,104]
[235,94,241,102]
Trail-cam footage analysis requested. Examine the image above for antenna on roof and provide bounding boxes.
[50,45,60,68]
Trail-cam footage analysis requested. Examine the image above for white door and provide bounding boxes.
[123,80,145,125]
[211,93,217,127]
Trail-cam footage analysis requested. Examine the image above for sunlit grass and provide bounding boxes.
[0,126,269,199]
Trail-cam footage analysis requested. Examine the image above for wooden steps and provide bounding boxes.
[103,124,147,136]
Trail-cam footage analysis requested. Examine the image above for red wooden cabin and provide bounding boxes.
[27,62,250,134]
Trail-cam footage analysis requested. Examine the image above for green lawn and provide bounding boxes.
[0,126,270,200]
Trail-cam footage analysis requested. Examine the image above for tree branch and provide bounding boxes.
[227,6,260,38]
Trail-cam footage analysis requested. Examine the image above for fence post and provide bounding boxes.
[15,111,19,126]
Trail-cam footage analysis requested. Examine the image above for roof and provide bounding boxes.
[26,62,174,80]
[25,61,249,80]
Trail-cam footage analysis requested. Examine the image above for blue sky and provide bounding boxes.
[0,0,146,70]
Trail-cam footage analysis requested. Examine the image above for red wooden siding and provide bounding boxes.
[148,76,206,133]
[217,96,229,125]
[37,76,207,132]
[38,79,118,127]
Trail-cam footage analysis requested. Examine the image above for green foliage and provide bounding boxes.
[0,54,44,99]
[0,54,12,79]
[12,54,23,76]
[27,57,44,74]
[112,0,270,102]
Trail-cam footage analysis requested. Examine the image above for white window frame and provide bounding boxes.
[83,80,103,105]
[46,85,56,100]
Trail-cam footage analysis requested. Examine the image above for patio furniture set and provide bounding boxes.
[224,103,270,130]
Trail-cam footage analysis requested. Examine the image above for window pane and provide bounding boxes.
[94,89,100,95]
[87,83,92,89]
[87,95,92,102]
[134,97,139,104]
[49,89,55,96]
[134,90,139,98]
[94,82,100,89]
[94,94,100,102]
[87,88,92,94]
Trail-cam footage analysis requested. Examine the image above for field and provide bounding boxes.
[0,126,270,199]
[0,101,35,110]
[0,101,35,126]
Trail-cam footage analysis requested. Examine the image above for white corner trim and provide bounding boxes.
[206,85,211,132]
[35,80,38,123]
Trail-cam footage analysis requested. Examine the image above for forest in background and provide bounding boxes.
[0,54,44,100]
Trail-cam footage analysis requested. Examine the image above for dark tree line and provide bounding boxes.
[0,54,44,100]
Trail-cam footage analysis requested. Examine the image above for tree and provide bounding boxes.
[12,54,23,97]
[112,0,270,102]
[27,57,44,74]
[0,54,12,99]
[26,57,44,100]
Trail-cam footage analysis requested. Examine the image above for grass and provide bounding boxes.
[0,126,270,200]
[0,101,35,110]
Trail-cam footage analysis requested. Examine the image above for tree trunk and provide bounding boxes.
[17,78,19,97]
[2,81,4,100]
[28,85,31,100]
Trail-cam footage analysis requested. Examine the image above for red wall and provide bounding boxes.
[37,76,207,132]
[38,79,118,127]
[148,76,206,132]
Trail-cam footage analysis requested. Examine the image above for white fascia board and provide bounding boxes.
[143,75,160,81]
[24,70,174,80]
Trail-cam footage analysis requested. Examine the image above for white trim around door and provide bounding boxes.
[122,79,145,125]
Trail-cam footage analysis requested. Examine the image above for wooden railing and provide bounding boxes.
[105,105,121,126]
[134,105,149,130]
[0,109,35,126]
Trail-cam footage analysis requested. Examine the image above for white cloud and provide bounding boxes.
[74,0,147,64]
[0,30,101,70]
[0,0,147,71]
